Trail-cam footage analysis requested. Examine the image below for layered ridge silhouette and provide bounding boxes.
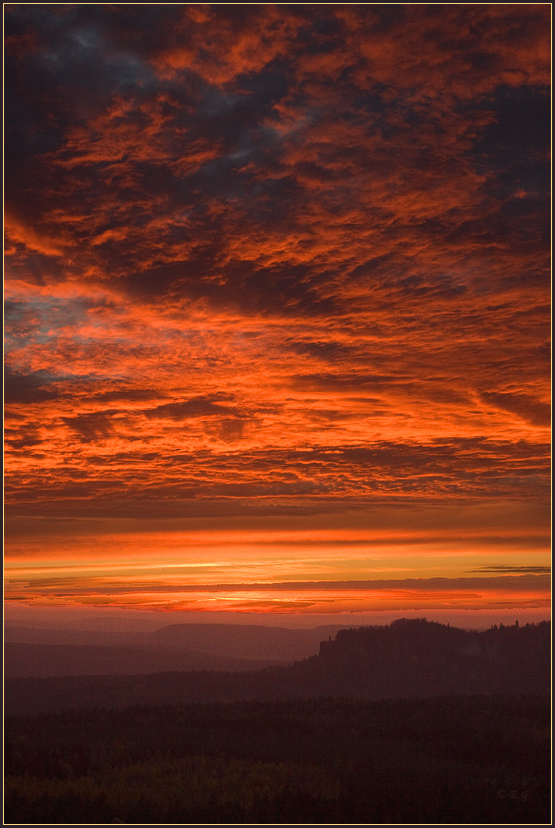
[5,619,549,715]
[4,622,351,677]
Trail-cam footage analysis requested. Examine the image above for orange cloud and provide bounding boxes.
[4,5,550,619]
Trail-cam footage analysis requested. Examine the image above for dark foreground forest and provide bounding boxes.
[5,695,550,824]
[4,620,551,824]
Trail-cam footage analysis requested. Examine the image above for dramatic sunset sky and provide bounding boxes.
[4,4,551,628]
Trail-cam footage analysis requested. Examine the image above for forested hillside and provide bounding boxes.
[5,619,550,715]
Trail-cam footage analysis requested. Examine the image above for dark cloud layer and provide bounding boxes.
[4,367,63,404]
[469,565,550,574]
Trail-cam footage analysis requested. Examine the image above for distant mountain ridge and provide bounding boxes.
[3,642,284,678]
[4,622,354,667]
[5,618,550,715]
[149,622,350,660]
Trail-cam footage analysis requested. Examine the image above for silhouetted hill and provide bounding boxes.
[5,622,351,662]
[4,642,284,678]
[149,623,350,660]
[4,619,550,715]
[314,618,550,696]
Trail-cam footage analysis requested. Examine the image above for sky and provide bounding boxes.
[4,4,551,628]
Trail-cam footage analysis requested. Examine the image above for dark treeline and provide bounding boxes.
[5,695,550,824]
[5,619,550,715]
[317,617,550,696]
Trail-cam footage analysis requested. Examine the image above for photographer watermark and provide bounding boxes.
[497,789,530,800]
